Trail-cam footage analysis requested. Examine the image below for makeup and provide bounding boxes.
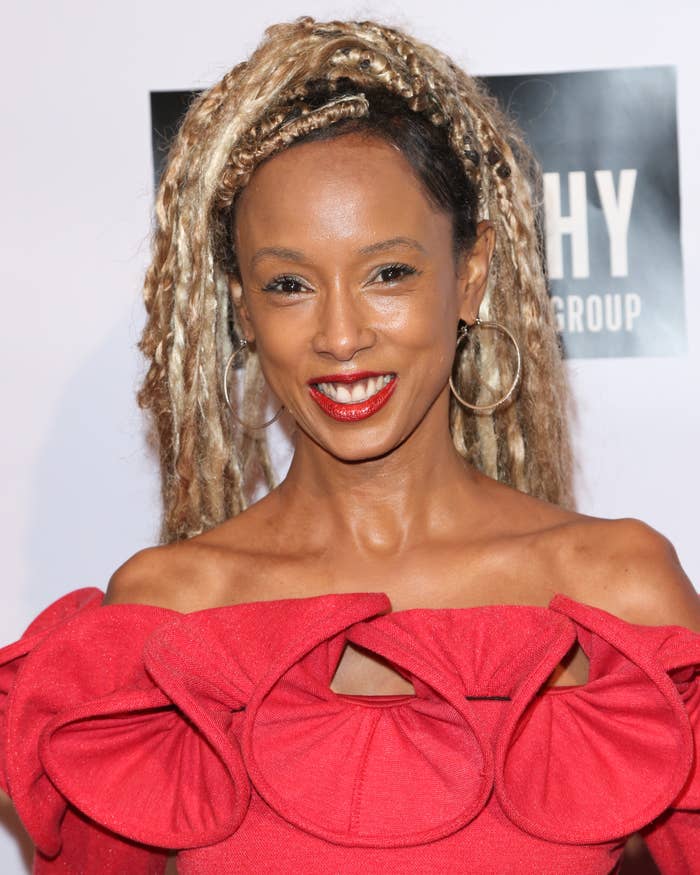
[307,371,398,422]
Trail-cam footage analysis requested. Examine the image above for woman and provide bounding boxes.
[1,15,698,874]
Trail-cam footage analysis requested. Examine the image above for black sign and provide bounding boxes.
[483,67,684,358]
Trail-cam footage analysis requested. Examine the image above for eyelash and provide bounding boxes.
[261,262,419,295]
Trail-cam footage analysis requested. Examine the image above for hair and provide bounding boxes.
[138,14,577,544]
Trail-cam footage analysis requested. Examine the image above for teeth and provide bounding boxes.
[350,382,365,402]
[316,374,393,403]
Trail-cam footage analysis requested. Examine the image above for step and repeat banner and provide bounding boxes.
[2,2,698,870]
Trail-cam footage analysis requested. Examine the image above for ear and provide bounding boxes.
[227,276,255,342]
[456,220,495,324]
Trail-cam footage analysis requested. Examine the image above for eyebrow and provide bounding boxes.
[250,236,427,268]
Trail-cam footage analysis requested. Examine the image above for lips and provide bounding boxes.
[307,371,398,422]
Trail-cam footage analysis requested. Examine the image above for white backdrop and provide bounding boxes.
[2,1,699,869]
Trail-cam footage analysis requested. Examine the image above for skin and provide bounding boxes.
[105,132,700,700]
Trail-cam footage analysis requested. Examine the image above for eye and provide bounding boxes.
[373,263,419,284]
[261,274,310,295]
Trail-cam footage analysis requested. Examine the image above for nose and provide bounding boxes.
[311,284,377,361]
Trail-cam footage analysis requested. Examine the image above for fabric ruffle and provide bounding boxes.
[497,595,700,843]
[0,588,103,801]
[0,588,698,854]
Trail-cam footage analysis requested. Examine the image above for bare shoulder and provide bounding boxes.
[103,536,244,614]
[102,486,290,612]
[548,515,700,632]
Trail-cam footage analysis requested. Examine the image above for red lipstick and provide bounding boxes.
[307,372,398,422]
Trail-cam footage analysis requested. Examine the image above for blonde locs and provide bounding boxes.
[138,14,576,544]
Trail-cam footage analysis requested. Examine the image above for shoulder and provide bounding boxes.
[549,515,700,632]
[103,536,241,614]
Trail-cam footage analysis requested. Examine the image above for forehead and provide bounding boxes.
[233,132,450,258]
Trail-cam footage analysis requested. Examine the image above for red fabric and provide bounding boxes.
[1,589,698,873]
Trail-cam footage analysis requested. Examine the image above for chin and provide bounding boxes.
[316,428,406,464]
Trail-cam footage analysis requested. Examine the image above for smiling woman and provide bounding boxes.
[1,13,699,875]
[142,61,570,540]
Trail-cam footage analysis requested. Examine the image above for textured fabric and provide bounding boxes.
[1,588,699,873]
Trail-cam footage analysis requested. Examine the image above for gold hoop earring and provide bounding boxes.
[223,338,284,431]
[448,317,522,414]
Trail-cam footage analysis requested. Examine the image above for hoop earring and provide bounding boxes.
[448,317,522,414]
[223,338,284,431]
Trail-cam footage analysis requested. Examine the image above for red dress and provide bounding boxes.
[1,587,698,874]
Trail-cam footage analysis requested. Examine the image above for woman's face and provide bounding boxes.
[231,132,493,461]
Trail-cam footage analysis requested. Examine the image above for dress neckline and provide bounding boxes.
[175,589,564,619]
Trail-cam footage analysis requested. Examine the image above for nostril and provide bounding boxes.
[311,324,378,360]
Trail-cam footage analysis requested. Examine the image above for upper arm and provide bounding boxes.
[595,517,700,632]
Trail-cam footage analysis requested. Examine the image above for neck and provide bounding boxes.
[274,393,485,558]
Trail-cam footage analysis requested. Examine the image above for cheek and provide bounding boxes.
[248,316,306,393]
[381,291,457,369]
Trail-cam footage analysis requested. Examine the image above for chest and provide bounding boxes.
[219,542,594,694]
